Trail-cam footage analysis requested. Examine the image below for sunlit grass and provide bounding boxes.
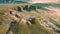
[0,4,60,34]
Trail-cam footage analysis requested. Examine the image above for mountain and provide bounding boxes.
[0,0,60,4]
[0,0,29,4]
[30,0,59,3]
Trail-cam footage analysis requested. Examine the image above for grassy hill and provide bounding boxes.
[0,3,60,34]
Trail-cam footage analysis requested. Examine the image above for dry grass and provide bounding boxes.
[0,4,60,34]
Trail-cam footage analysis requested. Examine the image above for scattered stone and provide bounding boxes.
[28,18,36,24]
[17,6,22,12]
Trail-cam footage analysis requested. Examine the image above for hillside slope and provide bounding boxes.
[0,4,60,34]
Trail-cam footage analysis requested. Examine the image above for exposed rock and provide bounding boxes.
[17,6,22,12]
[28,17,36,24]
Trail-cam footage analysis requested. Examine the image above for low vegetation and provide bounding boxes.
[0,4,60,34]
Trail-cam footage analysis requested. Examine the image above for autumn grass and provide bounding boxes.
[0,4,59,34]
